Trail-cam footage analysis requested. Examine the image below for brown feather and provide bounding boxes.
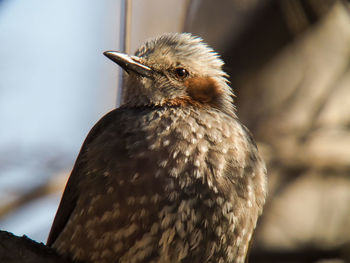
[185,77,223,106]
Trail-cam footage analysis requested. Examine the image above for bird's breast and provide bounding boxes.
[54,106,264,263]
[119,106,240,191]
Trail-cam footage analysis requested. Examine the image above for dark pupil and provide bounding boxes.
[175,68,187,77]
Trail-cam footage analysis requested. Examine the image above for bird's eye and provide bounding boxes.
[174,68,188,79]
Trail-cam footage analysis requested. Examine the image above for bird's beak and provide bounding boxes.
[103,51,152,78]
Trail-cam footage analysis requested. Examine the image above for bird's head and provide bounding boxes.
[104,33,234,114]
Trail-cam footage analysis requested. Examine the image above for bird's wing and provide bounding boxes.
[46,108,122,246]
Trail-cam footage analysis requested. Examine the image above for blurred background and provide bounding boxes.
[0,0,349,262]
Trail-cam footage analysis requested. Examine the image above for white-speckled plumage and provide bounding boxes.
[48,33,267,263]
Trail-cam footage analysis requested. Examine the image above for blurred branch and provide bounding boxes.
[0,230,71,263]
[0,171,67,219]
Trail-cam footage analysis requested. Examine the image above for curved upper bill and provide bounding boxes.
[103,51,152,78]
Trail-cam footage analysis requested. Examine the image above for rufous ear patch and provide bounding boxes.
[185,77,222,104]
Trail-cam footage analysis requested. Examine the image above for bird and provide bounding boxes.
[47,32,267,263]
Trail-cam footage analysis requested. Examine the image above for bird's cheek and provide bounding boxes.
[185,77,223,105]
